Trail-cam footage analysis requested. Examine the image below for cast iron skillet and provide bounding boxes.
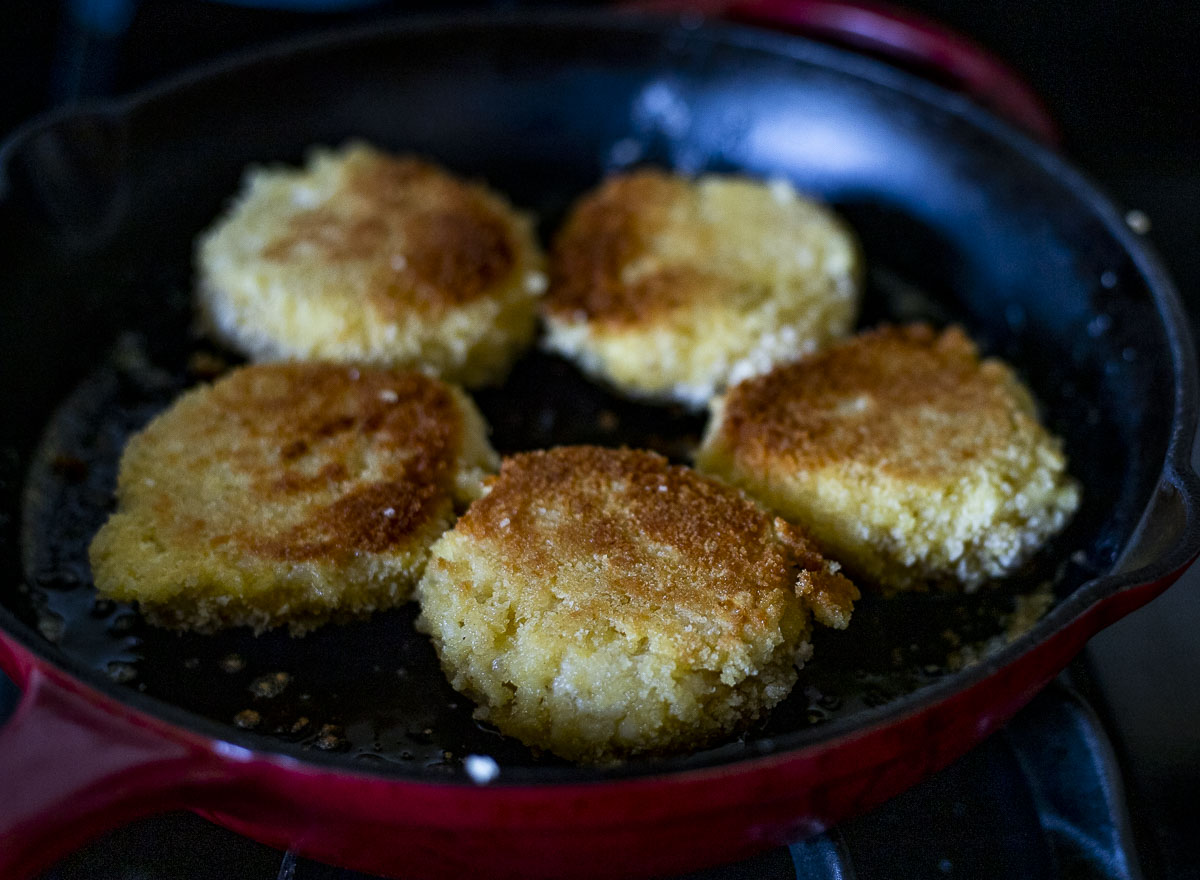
[0,11,1197,879]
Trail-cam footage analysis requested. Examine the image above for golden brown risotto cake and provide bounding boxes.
[415,445,857,763]
[541,170,861,407]
[196,143,546,387]
[88,362,498,635]
[696,324,1081,594]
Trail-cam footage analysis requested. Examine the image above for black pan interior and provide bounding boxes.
[0,14,1176,782]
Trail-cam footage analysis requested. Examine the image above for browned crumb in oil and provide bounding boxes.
[234,709,261,729]
[249,671,292,699]
[313,724,347,751]
[187,350,230,380]
[944,582,1056,671]
[1006,582,1055,640]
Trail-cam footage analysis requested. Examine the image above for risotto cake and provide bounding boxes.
[196,143,546,387]
[415,445,857,763]
[541,170,861,407]
[88,363,498,634]
[696,324,1081,594]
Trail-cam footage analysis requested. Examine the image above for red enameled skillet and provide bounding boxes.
[0,10,1197,879]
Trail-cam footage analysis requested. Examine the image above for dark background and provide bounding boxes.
[6,2,1196,199]
[2,1,1198,877]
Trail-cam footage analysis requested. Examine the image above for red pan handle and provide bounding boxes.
[625,0,1060,145]
[1097,463,1200,623]
[0,660,227,879]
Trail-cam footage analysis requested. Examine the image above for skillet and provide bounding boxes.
[0,10,1198,879]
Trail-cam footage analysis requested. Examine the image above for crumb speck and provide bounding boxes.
[234,709,261,729]
[187,350,229,379]
[249,671,292,698]
[313,724,346,751]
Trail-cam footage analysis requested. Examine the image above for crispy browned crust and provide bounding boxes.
[713,324,1032,482]
[198,364,463,559]
[773,517,858,629]
[262,152,519,316]
[542,170,700,326]
[97,363,468,571]
[416,444,856,761]
[89,362,500,634]
[457,445,856,635]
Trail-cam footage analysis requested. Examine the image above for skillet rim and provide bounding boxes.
[0,7,1197,786]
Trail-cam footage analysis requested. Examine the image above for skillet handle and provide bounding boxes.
[1092,463,1200,627]
[0,664,225,879]
[626,0,1060,145]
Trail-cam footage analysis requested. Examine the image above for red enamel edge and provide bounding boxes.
[4,561,1185,880]
[200,568,1191,880]
[0,643,228,879]
[624,0,1060,144]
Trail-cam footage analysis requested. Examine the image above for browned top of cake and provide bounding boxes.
[543,170,709,327]
[712,324,1038,482]
[456,445,855,631]
[261,151,518,315]
[122,363,464,563]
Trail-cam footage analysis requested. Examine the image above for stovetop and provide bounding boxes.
[1,2,1198,878]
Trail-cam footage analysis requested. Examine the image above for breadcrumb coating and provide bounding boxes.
[88,363,497,634]
[415,446,856,762]
[696,324,1081,593]
[541,170,861,406]
[197,143,546,387]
